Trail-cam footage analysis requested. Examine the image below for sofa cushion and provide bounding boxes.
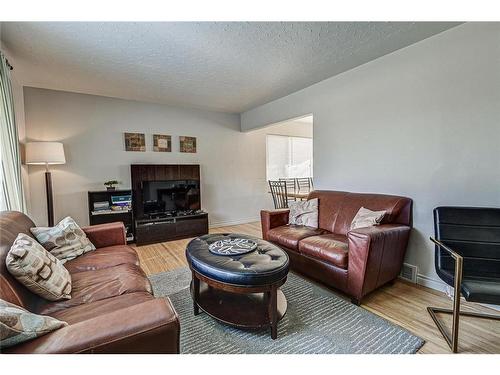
[289,198,318,227]
[267,225,325,250]
[350,207,386,231]
[0,298,67,348]
[49,292,154,325]
[64,245,139,274]
[298,234,349,269]
[308,190,412,235]
[37,264,152,315]
[6,234,72,301]
[0,211,41,310]
[30,216,95,263]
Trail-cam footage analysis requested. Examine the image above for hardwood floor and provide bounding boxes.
[133,222,500,354]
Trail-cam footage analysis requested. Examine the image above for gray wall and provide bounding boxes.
[242,23,500,287]
[23,87,312,229]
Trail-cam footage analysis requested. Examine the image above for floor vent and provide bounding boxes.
[399,263,418,283]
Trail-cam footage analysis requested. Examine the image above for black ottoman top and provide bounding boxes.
[186,233,289,286]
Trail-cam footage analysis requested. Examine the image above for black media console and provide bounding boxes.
[131,164,209,246]
[135,212,208,246]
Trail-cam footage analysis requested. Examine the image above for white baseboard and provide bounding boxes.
[416,273,448,293]
[209,217,260,229]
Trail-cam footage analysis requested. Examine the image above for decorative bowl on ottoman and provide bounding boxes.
[208,238,257,256]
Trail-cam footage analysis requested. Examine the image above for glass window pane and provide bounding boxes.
[266,134,312,180]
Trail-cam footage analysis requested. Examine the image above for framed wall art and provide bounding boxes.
[153,134,172,152]
[124,132,146,152]
[179,136,197,153]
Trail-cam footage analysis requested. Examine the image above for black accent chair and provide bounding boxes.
[430,206,500,353]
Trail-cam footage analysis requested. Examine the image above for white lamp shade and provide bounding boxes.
[25,142,66,165]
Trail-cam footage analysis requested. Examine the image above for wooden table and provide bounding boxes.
[191,270,288,339]
[288,192,309,200]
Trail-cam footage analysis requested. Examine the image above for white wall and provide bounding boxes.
[23,87,312,228]
[242,23,500,287]
[265,118,313,138]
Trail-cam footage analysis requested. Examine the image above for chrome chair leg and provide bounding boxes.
[428,234,500,353]
[428,306,500,353]
[427,251,462,353]
[427,252,500,352]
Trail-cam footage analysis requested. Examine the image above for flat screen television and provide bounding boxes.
[142,179,201,215]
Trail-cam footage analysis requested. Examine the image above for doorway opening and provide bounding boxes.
[264,115,313,182]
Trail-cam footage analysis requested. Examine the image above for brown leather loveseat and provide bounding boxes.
[0,211,180,353]
[261,190,412,304]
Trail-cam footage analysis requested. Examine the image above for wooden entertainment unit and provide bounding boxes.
[131,164,208,246]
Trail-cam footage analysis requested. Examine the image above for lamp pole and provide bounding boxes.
[25,142,65,227]
[45,162,54,226]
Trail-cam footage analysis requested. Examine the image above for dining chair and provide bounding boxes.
[279,178,297,196]
[268,180,291,209]
[296,177,312,194]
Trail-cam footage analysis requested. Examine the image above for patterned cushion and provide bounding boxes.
[289,198,318,228]
[30,216,95,263]
[350,207,386,231]
[6,233,72,301]
[0,298,67,348]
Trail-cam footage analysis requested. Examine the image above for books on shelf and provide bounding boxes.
[111,194,132,205]
[92,195,132,215]
[93,201,110,211]
[91,209,131,215]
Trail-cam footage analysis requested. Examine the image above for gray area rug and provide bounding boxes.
[149,267,424,354]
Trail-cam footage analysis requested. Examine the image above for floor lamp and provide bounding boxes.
[25,142,66,226]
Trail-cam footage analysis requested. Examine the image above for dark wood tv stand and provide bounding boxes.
[131,164,209,246]
[135,212,208,246]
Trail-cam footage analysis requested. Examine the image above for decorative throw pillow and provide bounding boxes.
[6,233,72,301]
[0,298,67,348]
[350,207,386,231]
[30,216,95,263]
[288,198,319,228]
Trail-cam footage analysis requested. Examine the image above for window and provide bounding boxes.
[266,135,313,180]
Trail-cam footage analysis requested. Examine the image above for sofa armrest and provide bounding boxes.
[82,222,127,248]
[347,224,411,301]
[260,209,290,240]
[4,298,180,354]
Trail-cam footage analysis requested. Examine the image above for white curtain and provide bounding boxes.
[0,51,26,212]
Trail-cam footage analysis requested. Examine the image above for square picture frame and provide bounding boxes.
[153,134,172,152]
[180,136,197,153]
[124,132,146,152]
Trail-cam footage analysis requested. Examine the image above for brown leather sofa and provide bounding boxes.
[261,190,412,304]
[0,211,180,354]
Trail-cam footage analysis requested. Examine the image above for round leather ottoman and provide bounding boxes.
[186,233,289,339]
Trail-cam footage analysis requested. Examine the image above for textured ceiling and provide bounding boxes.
[1,22,460,113]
